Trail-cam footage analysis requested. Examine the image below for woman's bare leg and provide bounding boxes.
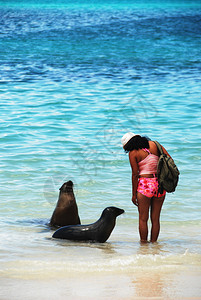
[137,192,151,242]
[150,195,165,242]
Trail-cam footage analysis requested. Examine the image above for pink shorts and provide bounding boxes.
[137,177,166,198]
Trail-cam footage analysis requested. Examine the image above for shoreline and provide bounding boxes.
[1,266,201,299]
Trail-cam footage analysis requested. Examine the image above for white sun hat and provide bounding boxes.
[121,132,136,147]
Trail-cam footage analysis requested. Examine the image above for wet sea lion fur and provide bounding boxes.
[52,206,124,242]
[50,180,80,227]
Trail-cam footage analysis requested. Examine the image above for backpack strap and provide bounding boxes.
[153,141,164,195]
[153,141,163,155]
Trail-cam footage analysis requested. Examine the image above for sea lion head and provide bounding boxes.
[59,180,74,193]
[102,206,124,218]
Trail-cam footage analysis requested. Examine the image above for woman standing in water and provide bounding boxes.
[121,133,171,243]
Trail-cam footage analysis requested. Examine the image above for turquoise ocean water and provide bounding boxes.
[0,0,201,298]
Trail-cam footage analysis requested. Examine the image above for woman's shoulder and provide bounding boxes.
[150,141,171,158]
[128,149,138,158]
[149,141,159,156]
[129,148,147,164]
[149,140,157,147]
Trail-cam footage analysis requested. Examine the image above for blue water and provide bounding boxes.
[0,0,201,298]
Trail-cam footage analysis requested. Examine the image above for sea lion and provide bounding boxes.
[50,180,81,227]
[52,206,124,242]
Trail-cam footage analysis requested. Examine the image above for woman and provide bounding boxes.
[121,132,171,243]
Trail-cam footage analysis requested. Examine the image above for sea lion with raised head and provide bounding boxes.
[50,180,81,227]
[52,206,124,242]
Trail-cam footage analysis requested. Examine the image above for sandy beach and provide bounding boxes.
[1,266,201,299]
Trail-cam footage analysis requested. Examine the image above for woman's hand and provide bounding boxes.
[132,195,138,206]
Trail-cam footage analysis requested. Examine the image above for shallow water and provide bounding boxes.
[0,0,201,298]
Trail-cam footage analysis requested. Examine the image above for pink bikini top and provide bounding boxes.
[138,148,159,175]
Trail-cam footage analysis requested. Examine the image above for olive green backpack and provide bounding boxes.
[154,141,180,194]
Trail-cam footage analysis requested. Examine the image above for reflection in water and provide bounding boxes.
[51,238,118,256]
[137,241,168,256]
[132,270,171,298]
[130,241,173,298]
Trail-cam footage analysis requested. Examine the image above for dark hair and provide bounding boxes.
[124,135,150,153]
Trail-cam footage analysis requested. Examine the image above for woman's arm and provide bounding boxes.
[129,151,139,206]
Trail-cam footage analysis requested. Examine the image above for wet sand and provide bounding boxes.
[1,266,201,299]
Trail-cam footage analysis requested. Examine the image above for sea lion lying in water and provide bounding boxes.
[52,206,124,243]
